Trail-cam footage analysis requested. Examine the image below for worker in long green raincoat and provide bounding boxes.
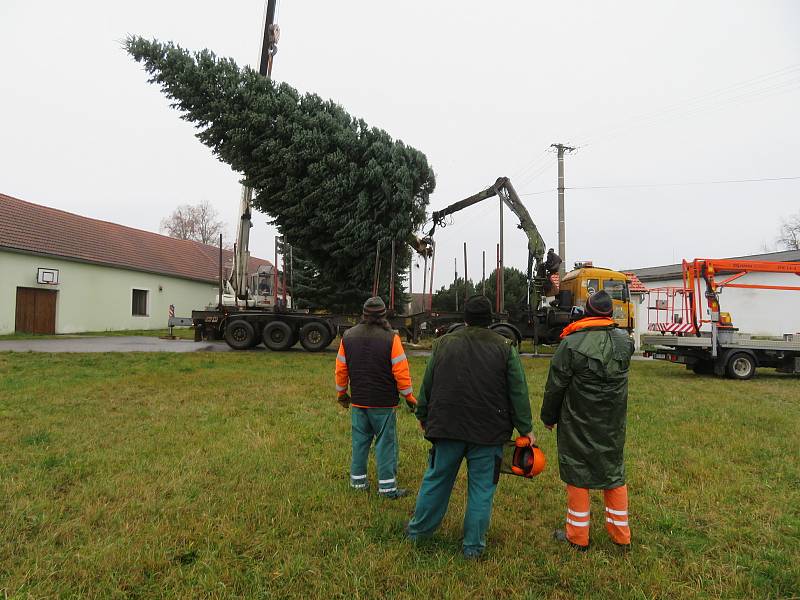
[541,290,634,551]
[406,295,534,560]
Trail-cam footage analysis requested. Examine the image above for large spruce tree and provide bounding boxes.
[126,37,435,312]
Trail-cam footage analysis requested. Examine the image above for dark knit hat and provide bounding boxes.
[464,295,493,326]
[362,296,387,317]
[585,290,613,317]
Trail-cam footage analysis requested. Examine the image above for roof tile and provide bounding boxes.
[0,193,270,283]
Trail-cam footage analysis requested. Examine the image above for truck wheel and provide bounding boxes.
[691,360,714,375]
[263,321,294,351]
[249,328,263,348]
[299,322,333,352]
[726,352,756,380]
[224,319,256,350]
[491,324,520,346]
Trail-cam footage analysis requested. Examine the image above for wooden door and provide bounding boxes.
[15,287,57,334]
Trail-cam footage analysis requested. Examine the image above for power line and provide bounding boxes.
[567,175,800,190]
[570,63,800,148]
[517,175,800,196]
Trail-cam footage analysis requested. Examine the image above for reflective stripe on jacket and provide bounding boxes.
[334,323,413,408]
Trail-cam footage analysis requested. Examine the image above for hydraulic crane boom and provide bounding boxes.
[683,258,800,335]
[426,177,546,281]
[230,0,280,301]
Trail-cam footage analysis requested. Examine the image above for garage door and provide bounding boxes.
[15,287,57,334]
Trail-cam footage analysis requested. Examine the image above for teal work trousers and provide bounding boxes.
[350,407,399,495]
[406,439,503,554]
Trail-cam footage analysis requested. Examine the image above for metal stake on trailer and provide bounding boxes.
[428,241,436,311]
[422,254,428,312]
[372,241,381,297]
[454,257,458,312]
[463,242,468,301]
[218,234,223,310]
[389,241,396,311]
[482,250,486,297]
[495,244,500,313]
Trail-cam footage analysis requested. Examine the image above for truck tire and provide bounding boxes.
[691,360,714,375]
[299,322,333,352]
[263,321,294,351]
[249,328,263,348]
[224,319,256,350]
[726,352,756,380]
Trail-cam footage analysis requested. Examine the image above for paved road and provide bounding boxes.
[0,336,234,353]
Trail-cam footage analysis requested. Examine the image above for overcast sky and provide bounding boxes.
[2,1,798,290]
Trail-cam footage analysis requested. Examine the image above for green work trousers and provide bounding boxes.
[350,407,399,495]
[406,439,503,554]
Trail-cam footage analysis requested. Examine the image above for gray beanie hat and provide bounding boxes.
[362,296,387,317]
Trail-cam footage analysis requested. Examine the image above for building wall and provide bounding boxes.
[634,272,800,345]
[0,250,219,334]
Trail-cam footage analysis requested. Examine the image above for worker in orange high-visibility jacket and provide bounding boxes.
[335,296,416,499]
[541,290,635,552]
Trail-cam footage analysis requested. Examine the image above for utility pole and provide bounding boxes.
[551,143,575,276]
[499,194,504,312]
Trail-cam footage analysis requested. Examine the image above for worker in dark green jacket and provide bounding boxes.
[406,295,534,560]
[541,290,634,551]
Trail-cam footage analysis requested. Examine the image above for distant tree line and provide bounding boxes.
[431,266,530,315]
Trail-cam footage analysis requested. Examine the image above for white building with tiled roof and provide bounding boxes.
[0,193,271,335]
[625,250,800,347]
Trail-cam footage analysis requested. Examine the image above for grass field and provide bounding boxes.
[1,350,798,599]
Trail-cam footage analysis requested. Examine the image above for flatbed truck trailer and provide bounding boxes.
[190,307,543,352]
[641,331,800,379]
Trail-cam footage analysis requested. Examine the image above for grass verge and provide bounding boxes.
[0,352,798,598]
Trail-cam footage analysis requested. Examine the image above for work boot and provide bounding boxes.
[552,529,589,552]
[463,547,485,561]
[381,488,411,499]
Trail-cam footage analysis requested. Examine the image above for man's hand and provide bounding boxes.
[404,394,418,413]
[523,431,537,446]
[543,423,555,431]
[337,393,351,409]
[419,420,426,432]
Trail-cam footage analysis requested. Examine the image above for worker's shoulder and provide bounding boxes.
[343,323,394,340]
[450,325,514,348]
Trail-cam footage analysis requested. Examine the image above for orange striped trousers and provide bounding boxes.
[565,484,631,548]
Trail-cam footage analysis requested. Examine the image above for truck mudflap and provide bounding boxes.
[644,350,689,364]
[777,356,800,374]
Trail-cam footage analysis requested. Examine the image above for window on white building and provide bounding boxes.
[132,289,148,316]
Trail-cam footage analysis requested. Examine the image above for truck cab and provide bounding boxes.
[560,264,634,331]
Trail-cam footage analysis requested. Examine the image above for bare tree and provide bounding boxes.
[161,201,226,245]
[777,211,800,250]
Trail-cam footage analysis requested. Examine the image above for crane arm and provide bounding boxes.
[231,0,280,301]
[423,177,546,278]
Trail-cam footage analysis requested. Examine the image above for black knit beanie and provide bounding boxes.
[585,290,613,317]
[464,295,493,326]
